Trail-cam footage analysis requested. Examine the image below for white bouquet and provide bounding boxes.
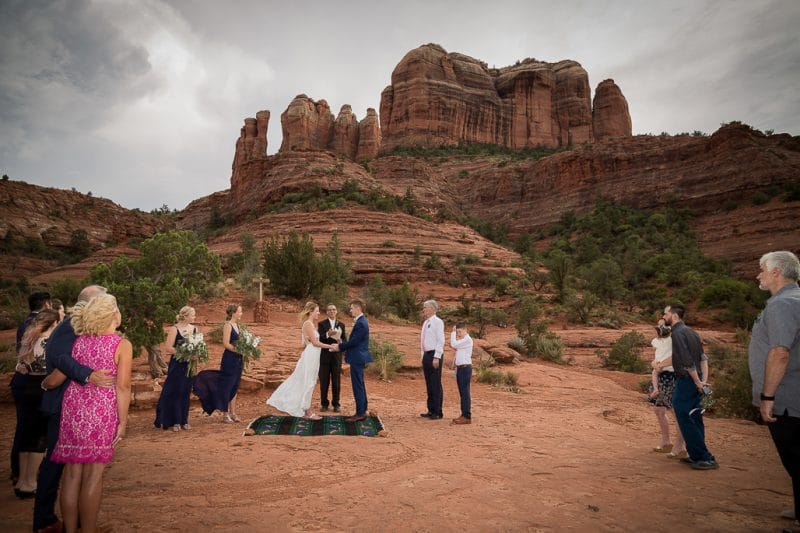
[173,332,209,377]
[234,324,262,370]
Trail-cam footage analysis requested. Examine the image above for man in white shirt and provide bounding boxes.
[450,322,474,425]
[420,300,445,420]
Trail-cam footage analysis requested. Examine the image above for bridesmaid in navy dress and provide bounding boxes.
[154,306,197,431]
[193,304,243,423]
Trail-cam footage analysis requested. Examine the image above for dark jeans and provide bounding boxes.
[456,366,472,419]
[422,351,443,416]
[319,350,342,408]
[33,413,63,530]
[768,412,800,520]
[672,376,714,462]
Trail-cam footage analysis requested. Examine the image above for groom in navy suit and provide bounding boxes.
[331,298,372,422]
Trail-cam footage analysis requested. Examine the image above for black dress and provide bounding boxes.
[154,327,195,429]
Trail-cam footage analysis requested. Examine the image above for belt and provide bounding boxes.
[456,364,472,368]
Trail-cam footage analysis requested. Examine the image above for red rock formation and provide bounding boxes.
[593,79,632,140]
[279,95,334,152]
[380,44,631,151]
[356,108,381,161]
[331,105,359,160]
[231,111,269,189]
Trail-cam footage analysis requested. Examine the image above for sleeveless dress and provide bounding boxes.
[193,326,242,415]
[51,334,122,464]
[18,336,49,452]
[154,327,195,429]
[266,325,321,417]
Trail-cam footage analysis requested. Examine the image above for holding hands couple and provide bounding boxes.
[267,299,372,423]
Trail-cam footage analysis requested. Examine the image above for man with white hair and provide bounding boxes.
[748,251,800,529]
[420,300,445,420]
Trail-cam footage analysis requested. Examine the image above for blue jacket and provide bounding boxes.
[41,317,93,415]
[338,315,372,367]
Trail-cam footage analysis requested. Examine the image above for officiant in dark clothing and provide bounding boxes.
[318,303,347,412]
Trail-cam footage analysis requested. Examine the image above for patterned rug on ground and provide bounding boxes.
[245,415,385,437]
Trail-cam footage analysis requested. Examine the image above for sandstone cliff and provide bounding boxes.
[379,44,632,151]
[0,180,171,280]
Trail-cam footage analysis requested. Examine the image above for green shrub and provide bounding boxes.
[368,337,404,381]
[533,331,565,363]
[492,276,513,297]
[751,191,770,205]
[47,277,86,307]
[599,331,648,373]
[707,343,758,420]
[423,253,442,270]
[475,354,519,390]
[698,277,766,329]
[565,291,599,324]
[361,276,420,321]
[507,336,526,354]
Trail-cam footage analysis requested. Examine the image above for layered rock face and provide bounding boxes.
[379,44,631,151]
[278,95,380,161]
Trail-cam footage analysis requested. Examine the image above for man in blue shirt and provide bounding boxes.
[32,285,115,533]
[663,303,718,470]
[748,251,800,528]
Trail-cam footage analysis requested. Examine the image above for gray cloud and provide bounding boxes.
[1,0,797,211]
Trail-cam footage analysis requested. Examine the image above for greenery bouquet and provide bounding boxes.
[234,324,262,370]
[173,332,209,377]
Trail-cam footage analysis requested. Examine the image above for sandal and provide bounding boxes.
[303,413,322,421]
[222,413,235,424]
[181,424,191,430]
[653,444,673,453]
[172,425,181,432]
[230,414,242,422]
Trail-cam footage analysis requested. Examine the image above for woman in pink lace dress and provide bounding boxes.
[43,294,132,533]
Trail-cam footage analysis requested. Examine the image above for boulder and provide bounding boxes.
[332,104,359,159]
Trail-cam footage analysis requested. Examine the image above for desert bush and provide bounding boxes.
[706,342,758,421]
[507,336,526,354]
[599,330,648,373]
[47,277,86,307]
[208,323,224,344]
[698,277,766,329]
[514,296,548,355]
[361,276,420,321]
[475,354,519,389]
[533,331,565,363]
[0,341,16,373]
[423,252,442,270]
[367,337,404,381]
[565,291,599,324]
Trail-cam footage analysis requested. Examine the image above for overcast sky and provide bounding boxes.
[1,0,798,211]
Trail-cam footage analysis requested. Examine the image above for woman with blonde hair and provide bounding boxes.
[193,304,245,423]
[42,294,132,533]
[266,302,329,420]
[13,309,60,498]
[154,306,198,431]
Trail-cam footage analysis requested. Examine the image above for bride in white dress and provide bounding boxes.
[266,302,333,420]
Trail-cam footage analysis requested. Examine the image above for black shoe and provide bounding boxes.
[14,488,36,499]
[690,460,719,470]
[320,406,329,412]
[679,457,695,464]
[420,412,433,418]
[428,414,443,420]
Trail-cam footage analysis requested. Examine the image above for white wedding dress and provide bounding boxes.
[266,324,321,417]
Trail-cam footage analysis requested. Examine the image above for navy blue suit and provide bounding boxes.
[338,315,372,416]
[33,317,94,531]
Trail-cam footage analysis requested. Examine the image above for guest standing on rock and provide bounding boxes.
[419,300,445,420]
[663,303,718,470]
[647,320,686,458]
[154,306,197,431]
[193,304,244,424]
[748,251,800,529]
